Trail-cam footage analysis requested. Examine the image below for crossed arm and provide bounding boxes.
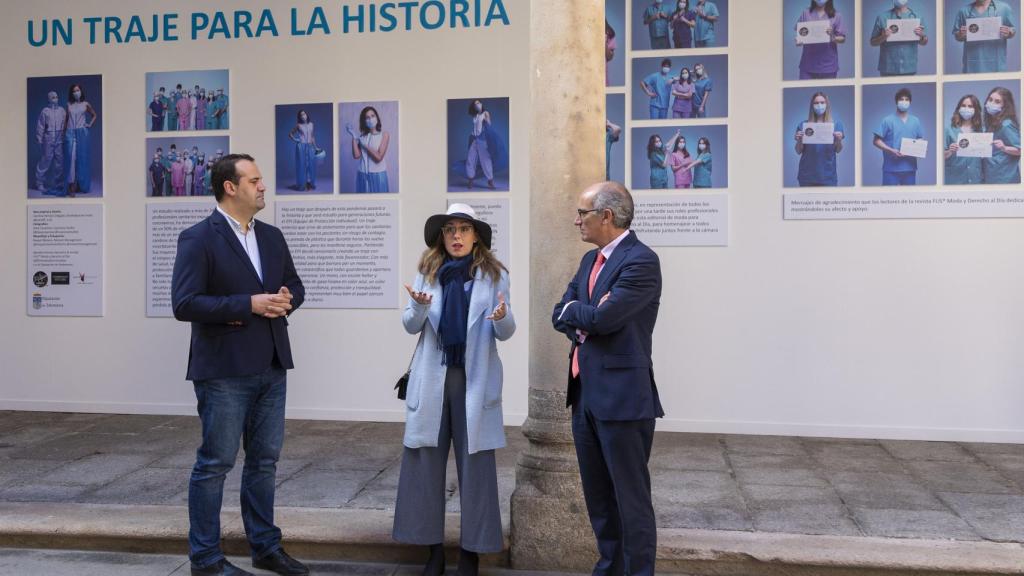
[552,252,661,338]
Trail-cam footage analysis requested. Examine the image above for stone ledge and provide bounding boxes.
[1,502,1022,575]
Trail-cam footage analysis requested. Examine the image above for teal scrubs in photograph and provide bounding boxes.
[796,119,844,186]
[644,3,672,48]
[693,76,714,116]
[984,118,1021,183]
[872,8,927,75]
[943,125,983,184]
[644,72,673,116]
[952,1,1018,73]
[649,150,669,189]
[875,113,925,173]
[694,1,719,46]
[692,152,712,187]
[606,129,620,180]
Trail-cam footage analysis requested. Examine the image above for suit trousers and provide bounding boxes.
[393,365,503,553]
[571,377,657,576]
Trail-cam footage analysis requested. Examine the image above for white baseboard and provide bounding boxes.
[1,400,1020,443]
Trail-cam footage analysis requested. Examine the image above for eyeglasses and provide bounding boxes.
[442,224,475,237]
[576,208,602,218]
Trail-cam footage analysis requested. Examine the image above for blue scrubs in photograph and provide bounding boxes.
[606,129,620,180]
[875,112,925,185]
[644,72,673,119]
[149,159,165,196]
[694,1,719,47]
[693,75,713,118]
[872,7,927,75]
[944,125,984,184]
[952,1,1018,73]
[293,123,316,190]
[797,119,844,186]
[984,118,1021,183]
[149,100,165,131]
[692,151,712,187]
[644,2,672,49]
[167,92,179,132]
[649,149,669,189]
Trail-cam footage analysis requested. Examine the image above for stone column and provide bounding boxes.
[510,0,605,571]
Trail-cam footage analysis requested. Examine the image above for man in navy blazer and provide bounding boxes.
[172,154,308,576]
[553,181,664,576]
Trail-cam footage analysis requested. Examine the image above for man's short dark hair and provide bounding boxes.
[895,88,912,102]
[661,58,672,68]
[212,154,255,203]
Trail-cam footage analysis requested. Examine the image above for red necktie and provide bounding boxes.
[572,252,606,378]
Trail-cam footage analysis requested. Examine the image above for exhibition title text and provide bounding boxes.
[27,1,510,47]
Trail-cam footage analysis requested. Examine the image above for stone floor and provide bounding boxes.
[0,411,1022,543]
[0,548,584,576]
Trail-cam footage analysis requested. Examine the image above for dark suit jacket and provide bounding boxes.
[171,209,304,381]
[552,230,664,421]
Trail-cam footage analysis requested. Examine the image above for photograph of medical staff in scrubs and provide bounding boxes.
[447,97,510,192]
[607,94,626,183]
[607,0,626,87]
[144,69,229,132]
[144,136,229,197]
[783,86,855,188]
[632,0,730,50]
[944,80,1023,183]
[633,55,729,120]
[944,0,1020,74]
[631,125,728,189]
[276,103,333,195]
[27,75,103,199]
[783,0,854,80]
[862,84,937,186]
[339,101,399,194]
[863,0,936,77]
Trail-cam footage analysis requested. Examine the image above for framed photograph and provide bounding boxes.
[447,97,510,192]
[632,54,728,120]
[145,69,229,132]
[631,0,729,51]
[782,0,855,80]
[943,0,1020,75]
[783,85,855,188]
[862,83,937,187]
[145,136,229,197]
[862,0,937,77]
[607,94,626,183]
[942,79,1021,184]
[607,0,626,87]
[338,101,400,194]
[631,124,728,190]
[275,103,334,194]
[27,74,103,198]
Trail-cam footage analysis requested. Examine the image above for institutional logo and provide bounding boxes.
[32,293,42,310]
[33,271,48,288]
[52,272,70,285]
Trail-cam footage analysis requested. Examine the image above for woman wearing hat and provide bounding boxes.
[393,204,515,576]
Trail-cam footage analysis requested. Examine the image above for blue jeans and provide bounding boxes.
[882,171,916,185]
[189,367,287,568]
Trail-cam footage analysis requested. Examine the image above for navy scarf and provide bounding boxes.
[437,255,473,366]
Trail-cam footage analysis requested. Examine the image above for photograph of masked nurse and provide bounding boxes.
[783,0,854,80]
[27,74,103,198]
[943,0,1020,75]
[943,79,1022,184]
[339,101,400,194]
[783,85,855,188]
[863,0,937,77]
[631,0,730,50]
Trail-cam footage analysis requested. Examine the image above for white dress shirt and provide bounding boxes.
[217,206,263,283]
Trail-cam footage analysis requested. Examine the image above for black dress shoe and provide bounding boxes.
[190,559,254,576]
[455,548,478,576]
[423,543,445,576]
[253,549,310,575]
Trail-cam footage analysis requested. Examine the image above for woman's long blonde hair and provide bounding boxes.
[418,234,507,285]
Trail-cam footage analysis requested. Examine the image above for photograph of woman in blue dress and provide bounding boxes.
[339,100,399,194]
[276,102,333,195]
[982,86,1021,183]
[447,97,510,192]
[26,75,103,199]
[348,106,392,193]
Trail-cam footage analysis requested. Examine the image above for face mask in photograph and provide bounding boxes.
[815,0,828,6]
[366,117,378,130]
[897,100,911,113]
[959,106,975,120]
[698,143,706,151]
[72,90,81,101]
[662,66,671,74]
[986,102,1003,116]
[894,0,909,7]
[813,103,828,116]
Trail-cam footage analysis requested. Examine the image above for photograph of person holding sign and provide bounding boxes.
[783,86,854,187]
[866,0,935,76]
[946,0,1019,74]
[942,79,1020,183]
[785,0,851,80]
[944,94,985,184]
[982,86,1021,183]
[865,85,936,186]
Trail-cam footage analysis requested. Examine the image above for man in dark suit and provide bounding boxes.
[172,154,308,576]
[552,181,664,576]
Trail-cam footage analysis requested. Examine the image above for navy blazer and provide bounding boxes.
[171,209,304,381]
[552,231,664,421]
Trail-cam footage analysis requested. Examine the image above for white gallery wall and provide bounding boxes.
[1,0,1022,442]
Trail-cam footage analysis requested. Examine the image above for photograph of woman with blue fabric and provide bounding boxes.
[347,106,391,193]
[982,86,1021,183]
[288,109,318,191]
[794,91,846,186]
[62,83,98,197]
[944,94,984,184]
[447,97,509,191]
[393,203,515,576]
[647,131,681,189]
